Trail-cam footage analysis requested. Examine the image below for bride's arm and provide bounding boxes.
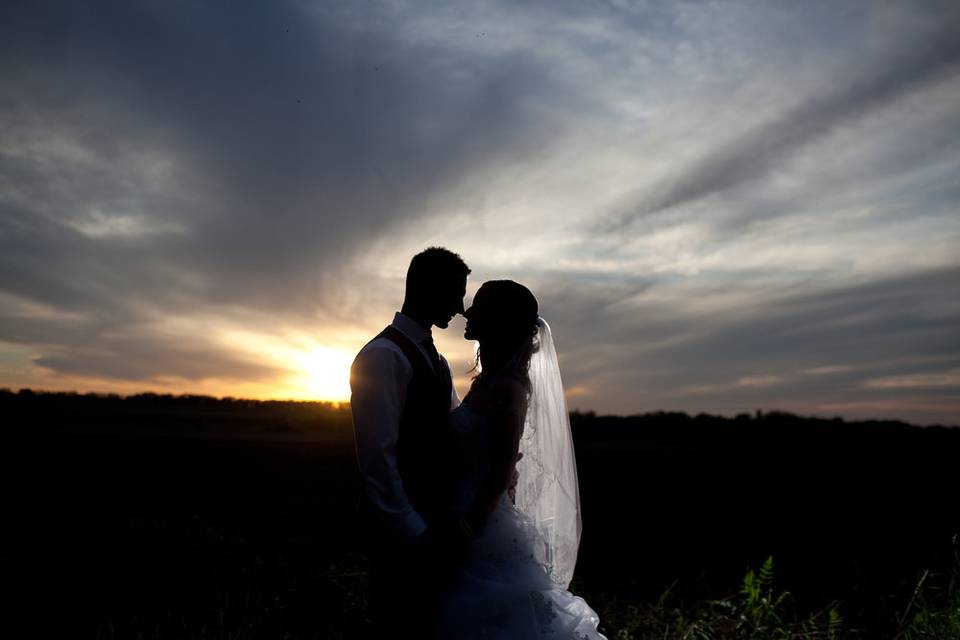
[464,378,527,533]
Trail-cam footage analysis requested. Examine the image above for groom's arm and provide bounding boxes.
[350,346,427,543]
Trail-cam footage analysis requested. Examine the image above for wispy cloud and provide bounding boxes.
[865,372,960,390]
[604,3,960,228]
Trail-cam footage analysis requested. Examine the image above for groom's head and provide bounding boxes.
[402,247,470,330]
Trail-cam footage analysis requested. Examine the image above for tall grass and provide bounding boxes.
[592,556,843,639]
[591,539,960,640]
[894,534,960,640]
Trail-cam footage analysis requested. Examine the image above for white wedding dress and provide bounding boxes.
[435,399,607,639]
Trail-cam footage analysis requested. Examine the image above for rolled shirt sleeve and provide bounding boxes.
[350,345,428,542]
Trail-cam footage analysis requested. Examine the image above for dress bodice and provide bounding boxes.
[447,401,495,515]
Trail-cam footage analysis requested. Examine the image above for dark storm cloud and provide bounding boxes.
[605,8,960,230]
[0,0,565,381]
[1,0,561,305]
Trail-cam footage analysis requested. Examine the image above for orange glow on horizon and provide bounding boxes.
[4,325,482,405]
[0,329,364,404]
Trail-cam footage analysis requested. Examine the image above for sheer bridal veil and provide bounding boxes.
[515,318,582,588]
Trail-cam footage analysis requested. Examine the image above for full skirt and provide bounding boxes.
[436,497,606,639]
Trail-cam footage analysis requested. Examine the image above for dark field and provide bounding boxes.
[3,390,959,638]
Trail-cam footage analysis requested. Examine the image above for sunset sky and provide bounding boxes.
[1,1,958,425]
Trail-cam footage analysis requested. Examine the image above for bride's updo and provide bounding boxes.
[465,280,540,392]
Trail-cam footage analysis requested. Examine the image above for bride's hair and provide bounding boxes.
[469,280,540,394]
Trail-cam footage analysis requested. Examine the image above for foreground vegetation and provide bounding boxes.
[588,548,960,639]
[4,389,958,637]
[84,544,959,639]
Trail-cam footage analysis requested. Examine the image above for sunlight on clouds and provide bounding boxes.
[0,292,94,323]
[864,371,960,390]
[66,209,186,239]
[736,375,785,388]
[802,365,857,376]
[564,385,591,399]
[678,375,786,396]
[0,342,34,383]
[216,326,362,402]
[0,340,270,399]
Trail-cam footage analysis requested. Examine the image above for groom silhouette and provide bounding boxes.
[350,247,470,634]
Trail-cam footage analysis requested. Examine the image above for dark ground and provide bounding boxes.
[2,391,958,637]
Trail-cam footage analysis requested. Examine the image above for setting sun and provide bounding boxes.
[293,346,354,402]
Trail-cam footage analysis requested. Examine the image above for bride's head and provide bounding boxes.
[463,280,539,389]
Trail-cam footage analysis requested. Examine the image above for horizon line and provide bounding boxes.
[5,387,957,429]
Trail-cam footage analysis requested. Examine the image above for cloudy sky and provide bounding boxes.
[2,1,959,425]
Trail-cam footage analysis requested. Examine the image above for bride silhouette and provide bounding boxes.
[436,280,605,638]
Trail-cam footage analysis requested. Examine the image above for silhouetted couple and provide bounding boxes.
[351,248,605,638]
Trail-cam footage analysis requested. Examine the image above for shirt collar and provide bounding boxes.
[392,311,432,344]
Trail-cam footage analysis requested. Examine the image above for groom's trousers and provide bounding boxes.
[367,539,443,638]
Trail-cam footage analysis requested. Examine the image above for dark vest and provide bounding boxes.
[376,326,452,528]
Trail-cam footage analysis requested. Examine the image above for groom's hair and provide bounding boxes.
[406,247,470,295]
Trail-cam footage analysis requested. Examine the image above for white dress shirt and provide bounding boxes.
[350,312,461,542]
